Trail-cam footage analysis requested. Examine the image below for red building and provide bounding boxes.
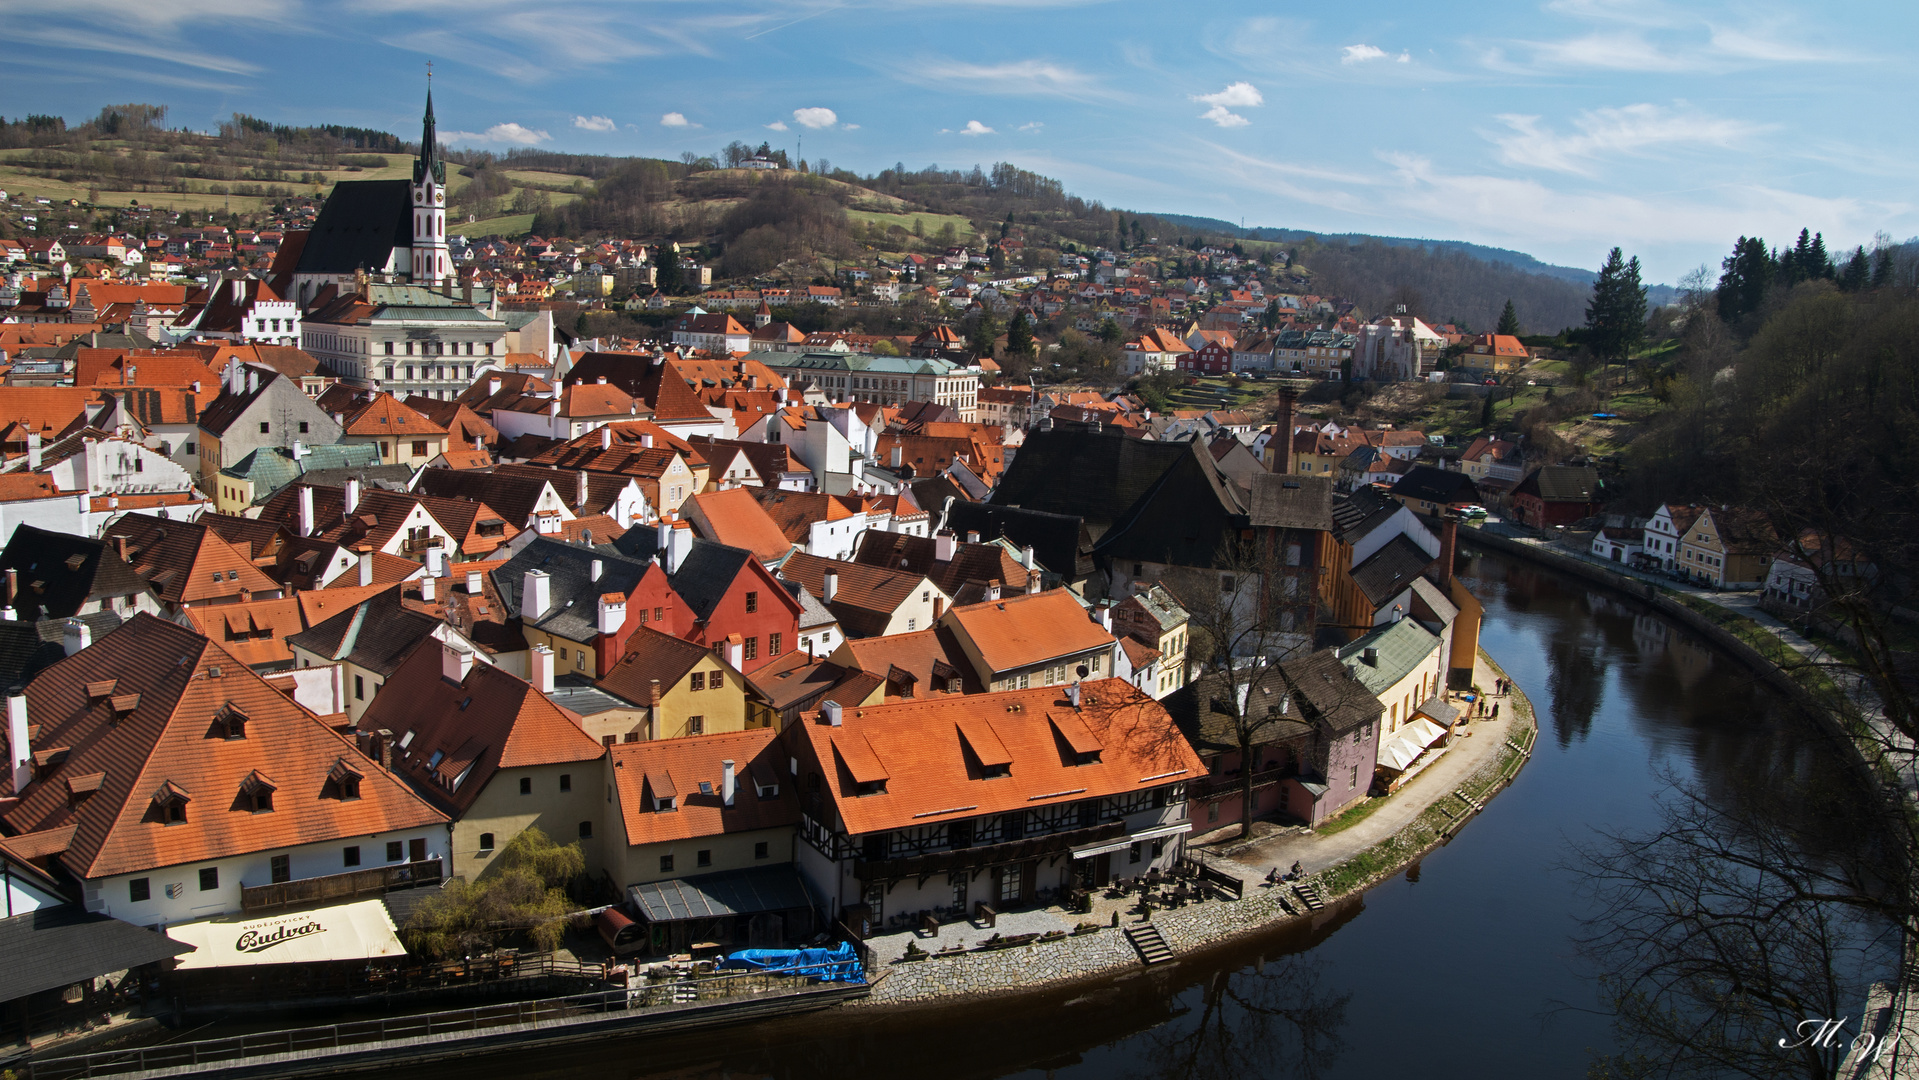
[1179,340,1233,375]
[1510,466,1602,528]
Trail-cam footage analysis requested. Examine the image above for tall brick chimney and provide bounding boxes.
[1272,381,1305,475]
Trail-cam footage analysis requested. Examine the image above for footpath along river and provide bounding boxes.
[436,547,1890,1079]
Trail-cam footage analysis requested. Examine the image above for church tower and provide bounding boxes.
[410,81,449,287]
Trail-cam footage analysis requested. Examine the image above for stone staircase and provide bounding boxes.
[1124,923,1174,966]
[1291,882,1325,911]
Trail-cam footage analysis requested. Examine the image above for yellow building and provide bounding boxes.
[588,625,758,743]
[603,728,798,891]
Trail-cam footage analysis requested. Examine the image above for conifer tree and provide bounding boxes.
[1586,247,1648,368]
[1496,299,1521,336]
[1839,246,1870,292]
[1717,236,1772,322]
[1005,310,1035,358]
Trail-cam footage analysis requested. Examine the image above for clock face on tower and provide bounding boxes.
[434,191,444,206]
[414,190,423,205]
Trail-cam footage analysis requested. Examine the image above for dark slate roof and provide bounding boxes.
[1516,465,1600,503]
[415,468,554,528]
[1,525,152,621]
[989,428,1191,534]
[942,502,1094,582]
[285,585,441,676]
[0,906,193,1003]
[667,540,754,622]
[1281,649,1384,735]
[293,180,412,276]
[1249,473,1334,530]
[627,865,812,923]
[0,621,63,691]
[1091,439,1250,569]
[1330,486,1402,544]
[1388,465,1480,505]
[492,537,654,643]
[1164,664,1311,754]
[1351,534,1437,607]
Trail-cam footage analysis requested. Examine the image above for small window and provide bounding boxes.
[386,841,403,862]
[198,867,219,892]
[478,833,495,852]
[688,715,704,734]
[690,671,705,692]
[299,421,309,434]
[270,854,291,884]
[354,674,365,701]
[744,637,757,661]
[559,773,572,792]
[697,849,712,867]
[343,845,361,867]
[754,841,769,860]
[660,854,674,873]
[578,820,593,839]
[768,633,782,656]
[129,877,150,902]
[519,776,532,795]
[744,591,758,613]
[259,422,270,435]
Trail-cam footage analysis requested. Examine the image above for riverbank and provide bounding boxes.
[852,647,1539,1011]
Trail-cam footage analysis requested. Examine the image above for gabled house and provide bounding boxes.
[194,367,343,489]
[604,728,802,896]
[100,513,281,611]
[777,551,946,640]
[1509,466,1600,529]
[0,525,161,623]
[2,614,449,924]
[338,392,448,469]
[591,626,757,743]
[1680,507,1776,589]
[939,587,1117,692]
[355,641,606,881]
[849,529,1032,607]
[286,585,491,722]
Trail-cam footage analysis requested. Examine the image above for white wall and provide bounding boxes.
[0,493,89,542]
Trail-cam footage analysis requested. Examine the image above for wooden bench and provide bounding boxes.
[974,901,997,928]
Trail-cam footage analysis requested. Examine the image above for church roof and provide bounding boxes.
[293,180,412,277]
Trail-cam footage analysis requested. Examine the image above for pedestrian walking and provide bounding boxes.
[1492,702,1500,720]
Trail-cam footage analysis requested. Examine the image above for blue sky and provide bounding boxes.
[4,0,1910,282]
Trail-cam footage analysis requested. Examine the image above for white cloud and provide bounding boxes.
[792,107,838,129]
[573,115,616,131]
[1395,50,1411,63]
[659,112,696,128]
[1018,121,1045,133]
[765,120,789,131]
[1341,43,1388,64]
[895,59,1116,102]
[959,120,996,136]
[1488,103,1768,176]
[1199,105,1251,128]
[1193,81,1263,109]
[441,122,550,146]
[842,123,860,130]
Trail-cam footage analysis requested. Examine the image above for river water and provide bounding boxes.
[445,549,1884,1080]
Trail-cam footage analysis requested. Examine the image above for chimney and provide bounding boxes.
[230,276,244,306]
[666,522,692,575]
[530,644,555,694]
[1274,385,1299,475]
[25,432,39,471]
[1066,683,1081,709]
[640,433,654,449]
[8,693,30,793]
[1027,573,1041,595]
[890,445,903,468]
[441,642,475,684]
[1021,544,1036,569]
[576,470,589,508]
[966,531,980,544]
[297,485,315,537]
[290,439,306,461]
[247,369,258,395]
[823,570,838,604]
[591,558,603,582]
[1437,512,1459,591]
[489,377,502,397]
[934,531,956,562]
[725,637,744,670]
[986,579,1002,601]
[596,591,625,634]
[600,426,612,450]
[357,550,374,586]
[421,574,436,602]
[823,700,843,727]
[523,569,552,618]
[62,617,91,657]
[343,477,361,516]
[721,759,736,807]
[466,569,482,595]
[1097,605,1113,633]
[1362,646,1379,667]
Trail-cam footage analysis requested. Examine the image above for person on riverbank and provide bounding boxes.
[1492,702,1500,720]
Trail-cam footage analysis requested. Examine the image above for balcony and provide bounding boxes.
[854,822,1123,882]
[241,858,442,914]
[403,535,445,554]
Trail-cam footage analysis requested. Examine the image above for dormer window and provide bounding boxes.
[240,770,276,813]
[151,780,190,825]
[654,794,676,812]
[327,758,363,801]
[217,703,249,740]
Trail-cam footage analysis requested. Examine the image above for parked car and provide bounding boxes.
[1459,504,1489,519]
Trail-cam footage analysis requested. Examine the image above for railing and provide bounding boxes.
[241,858,442,913]
[403,535,445,553]
[28,963,863,1080]
[1189,764,1292,800]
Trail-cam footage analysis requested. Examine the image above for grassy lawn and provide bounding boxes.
[1314,796,1387,836]
[451,213,535,237]
[845,208,975,240]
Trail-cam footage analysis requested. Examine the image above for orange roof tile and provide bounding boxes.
[944,589,1113,675]
[611,728,799,846]
[687,488,792,564]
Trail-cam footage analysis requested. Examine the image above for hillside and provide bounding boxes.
[3,103,1631,329]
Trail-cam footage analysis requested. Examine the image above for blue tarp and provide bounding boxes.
[719,942,864,983]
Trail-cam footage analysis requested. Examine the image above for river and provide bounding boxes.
[438,549,1888,1080]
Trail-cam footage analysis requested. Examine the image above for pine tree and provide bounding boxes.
[1784,228,1816,285]
[1496,299,1521,337]
[1809,232,1833,279]
[1872,246,1896,289]
[1005,310,1035,358]
[1480,390,1495,431]
[1839,246,1870,292]
[1586,248,1648,382]
[968,309,1000,358]
[1717,236,1772,322]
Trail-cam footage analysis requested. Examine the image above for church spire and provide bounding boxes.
[415,69,443,187]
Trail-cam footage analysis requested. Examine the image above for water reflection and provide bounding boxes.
[427,550,1888,1080]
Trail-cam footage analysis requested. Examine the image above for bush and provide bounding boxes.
[403,827,585,959]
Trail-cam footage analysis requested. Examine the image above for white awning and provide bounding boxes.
[1377,734,1425,772]
[166,899,407,969]
[1072,821,1193,860]
[1401,717,1450,747]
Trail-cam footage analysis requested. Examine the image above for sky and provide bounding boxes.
[3,0,1912,283]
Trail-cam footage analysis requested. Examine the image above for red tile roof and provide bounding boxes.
[944,589,1113,675]
[611,728,798,846]
[687,488,792,563]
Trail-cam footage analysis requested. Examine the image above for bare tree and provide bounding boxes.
[1130,952,1351,1080]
